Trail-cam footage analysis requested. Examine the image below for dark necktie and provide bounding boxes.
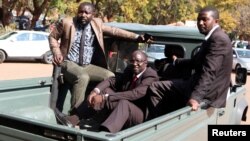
[79,29,86,65]
[130,76,138,89]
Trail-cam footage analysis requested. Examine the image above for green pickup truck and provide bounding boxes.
[0,23,248,141]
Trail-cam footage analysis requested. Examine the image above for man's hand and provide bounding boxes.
[187,98,200,111]
[172,55,177,62]
[137,33,153,43]
[53,54,64,66]
[87,91,98,106]
[91,95,103,108]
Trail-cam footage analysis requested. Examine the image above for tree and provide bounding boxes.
[233,1,250,39]
[194,0,242,35]
[0,0,18,28]
[25,0,52,29]
[1,0,250,39]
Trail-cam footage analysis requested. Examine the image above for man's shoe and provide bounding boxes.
[79,118,101,132]
[65,115,80,126]
[54,108,73,127]
[69,107,78,115]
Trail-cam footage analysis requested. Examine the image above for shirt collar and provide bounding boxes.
[76,23,90,30]
[135,67,147,78]
[205,25,219,41]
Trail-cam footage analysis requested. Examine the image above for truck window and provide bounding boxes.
[106,40,139,73]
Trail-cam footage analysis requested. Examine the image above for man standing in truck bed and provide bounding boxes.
[146,6,233,118]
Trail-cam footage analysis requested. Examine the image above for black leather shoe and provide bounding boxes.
[54,108,73,127]
[69,107,78,115]
[79,118,100,132]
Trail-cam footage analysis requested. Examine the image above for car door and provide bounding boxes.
[6,32,49,57]
[29,33,49,57]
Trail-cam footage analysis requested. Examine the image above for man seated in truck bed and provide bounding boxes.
[146,6,233,119]
[64,50,159,133]
[154,44,191,80]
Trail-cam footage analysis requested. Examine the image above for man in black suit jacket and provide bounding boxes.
[147,6,232,118]
[66,50,159,133]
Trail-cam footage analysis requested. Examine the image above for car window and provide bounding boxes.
[144,44,166,62]
[31,33,47,41]
[147,44,165,53]
[106,40,187,73]
[106,40,138,73]
[236,50,250,58]
[16,33,30,41]
[165,44,186,58]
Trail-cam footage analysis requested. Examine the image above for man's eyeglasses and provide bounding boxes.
[129,59,146,65]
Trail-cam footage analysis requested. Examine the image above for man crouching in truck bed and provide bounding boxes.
[146,6,233,119]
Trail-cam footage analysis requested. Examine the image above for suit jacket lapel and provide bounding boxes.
[68,18,76,52]
[90,20,103,50]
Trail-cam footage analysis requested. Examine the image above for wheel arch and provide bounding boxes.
[235,98,248,124]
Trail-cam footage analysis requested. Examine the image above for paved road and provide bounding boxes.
[0,62,53,80]
[0,62,249,124]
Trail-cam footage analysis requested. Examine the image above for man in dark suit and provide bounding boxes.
[66,50,159,133]
[147,6,233,118]
[154,45,189,80]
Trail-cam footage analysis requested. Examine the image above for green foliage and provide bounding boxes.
[2,0,250,38]
[193,0,246,35]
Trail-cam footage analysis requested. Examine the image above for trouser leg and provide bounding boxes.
[101,100,144,133]
[61,61,89,110]
[56,82,71,112]
[147,79,189,119]
[61,61,114,109]
[84,64,114,82]
[73,64,114,108]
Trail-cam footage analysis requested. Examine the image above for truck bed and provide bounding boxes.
[0,77,248,141]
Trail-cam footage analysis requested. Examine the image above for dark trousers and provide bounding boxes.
[101,88,144,133]
[76,87,144,133]
[147,79,191,119]
[102,99,144,133]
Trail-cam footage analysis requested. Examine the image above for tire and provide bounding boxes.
[235,64,241,72]
[43,51,53,64]
[0,50,6,64]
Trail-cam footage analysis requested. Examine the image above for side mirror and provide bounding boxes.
[191,46,200,58]
[235,67,247,86]
[233,54,236,58]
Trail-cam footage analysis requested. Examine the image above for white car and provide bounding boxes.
[145,44,166,62]
[0,30,52,64]
[232,48,250,73]
[232,40,248,48]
